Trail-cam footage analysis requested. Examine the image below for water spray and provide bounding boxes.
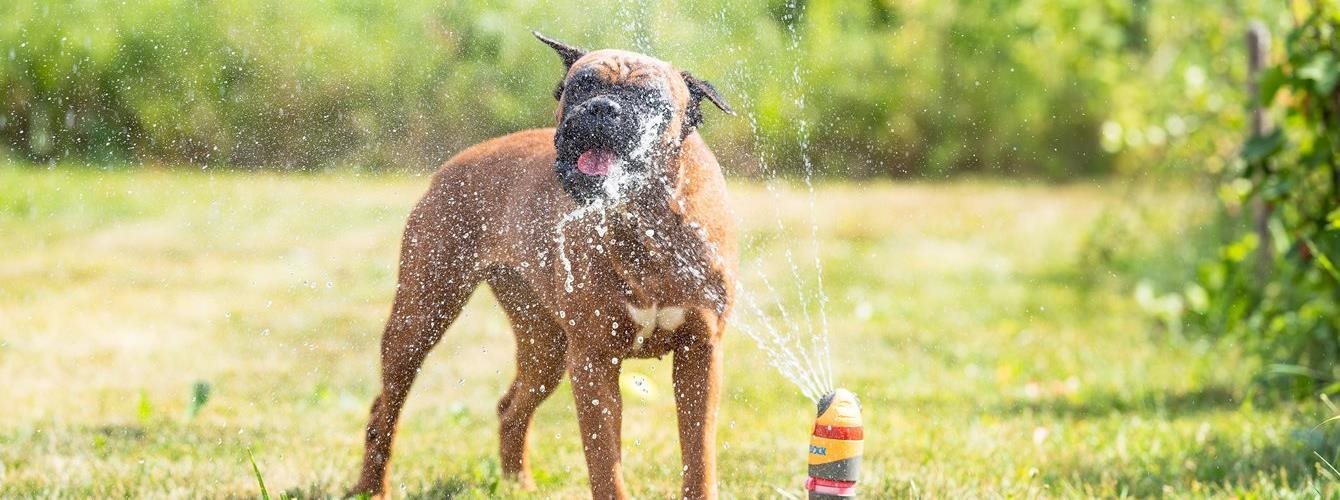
[805,388,863,499]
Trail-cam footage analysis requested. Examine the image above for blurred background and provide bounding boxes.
[0,0,1267,177]
[3,0,1339,497]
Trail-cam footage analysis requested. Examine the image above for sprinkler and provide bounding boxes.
[805,388,863,499]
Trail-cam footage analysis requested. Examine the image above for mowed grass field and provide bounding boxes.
[1,165,1337,498]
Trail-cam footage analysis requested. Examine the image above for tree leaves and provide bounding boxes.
[1241,129,1284,164]
[1259,67,1288,106]
[1298,52,1340,95]
[1202,1,1340,397]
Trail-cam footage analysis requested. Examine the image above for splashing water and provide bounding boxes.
[557,2,841,402]
[726,0,838,402]
[553,107,669,293]
[555,200,607,294]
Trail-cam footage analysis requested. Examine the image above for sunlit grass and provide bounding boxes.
[1,164,1336,497]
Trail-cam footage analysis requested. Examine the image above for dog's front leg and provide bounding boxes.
[673,322,723,500]
[568,351,629,499]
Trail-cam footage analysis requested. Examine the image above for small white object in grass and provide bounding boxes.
[1032,426,1050,445]
[619,372,656,400]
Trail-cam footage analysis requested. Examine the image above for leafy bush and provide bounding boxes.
[0,1,1282,176]
[1197,0,1340,397]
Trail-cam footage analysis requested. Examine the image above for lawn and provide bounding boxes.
[1,165,1337,497]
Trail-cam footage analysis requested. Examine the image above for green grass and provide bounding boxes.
[1,164,1337,497]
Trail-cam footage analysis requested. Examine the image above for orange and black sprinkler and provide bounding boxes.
[805,388,863,499]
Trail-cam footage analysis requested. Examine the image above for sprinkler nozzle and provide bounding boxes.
[806,388,863,499]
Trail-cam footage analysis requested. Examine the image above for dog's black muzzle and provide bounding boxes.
[554,96,644,204]
[559,97,640,160]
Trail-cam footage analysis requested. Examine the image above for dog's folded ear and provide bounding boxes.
[681,71,735,131]
[681,72,734,116]
[533,31,587,69]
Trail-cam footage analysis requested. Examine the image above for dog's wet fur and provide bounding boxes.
[350,33,737,499]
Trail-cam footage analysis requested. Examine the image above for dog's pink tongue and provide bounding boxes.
[577,149,616,176]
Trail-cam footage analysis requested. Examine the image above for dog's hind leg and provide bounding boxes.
[352,205,481,498]
[488,269,566,490]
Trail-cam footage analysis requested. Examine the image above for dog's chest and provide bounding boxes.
[623,302,686,351]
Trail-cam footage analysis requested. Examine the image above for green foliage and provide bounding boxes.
[0,1,1279,176]
[135,390,153,425]
[248,450,272,500]
[186,380,212,420]
[1197,0,1340,397]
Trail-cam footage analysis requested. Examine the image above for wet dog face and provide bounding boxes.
[535,33,733,205]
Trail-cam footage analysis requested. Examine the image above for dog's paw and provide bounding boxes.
[503,470,538,491]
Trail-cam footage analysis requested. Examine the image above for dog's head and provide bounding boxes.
[535,32,733,205]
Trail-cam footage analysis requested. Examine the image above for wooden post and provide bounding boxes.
[1247,21,1272,282]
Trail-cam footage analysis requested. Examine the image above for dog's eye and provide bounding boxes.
[632,92,670,108]
[566,75,600,96]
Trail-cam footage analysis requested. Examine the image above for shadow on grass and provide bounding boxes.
[995,384,1260,419]
[280,476,487,500]
[257,449,507,500]
[1042,432,1340,496]
[93,424,148,440]
[404,459,504,499]
[402,478,472,499]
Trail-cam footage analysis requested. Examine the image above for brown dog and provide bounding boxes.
[350,33,738,499]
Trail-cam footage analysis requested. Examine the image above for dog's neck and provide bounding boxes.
[596,153,729,314]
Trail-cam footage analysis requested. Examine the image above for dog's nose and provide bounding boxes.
[584,97,621,119]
